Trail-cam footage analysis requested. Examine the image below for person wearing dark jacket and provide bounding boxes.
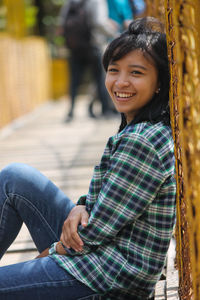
[58,0,117,121]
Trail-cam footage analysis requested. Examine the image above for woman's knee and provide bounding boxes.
[0,163,33,185]
[0,163,43,199]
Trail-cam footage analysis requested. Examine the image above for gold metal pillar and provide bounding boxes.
[165,0,200,299]
[3,0,26,37]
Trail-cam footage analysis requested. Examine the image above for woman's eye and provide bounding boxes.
[131,70,143,75]
[108,68,118,73]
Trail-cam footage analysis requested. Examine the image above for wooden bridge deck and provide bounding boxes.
[0,96,179,299]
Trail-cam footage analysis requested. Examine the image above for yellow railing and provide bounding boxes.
[51,58,69,100]
[0,33,51,129]
[0,0,53,129]
[4,0,26,38]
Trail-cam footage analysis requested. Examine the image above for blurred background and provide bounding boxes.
[0,0,164,129]
[0,0,71,130]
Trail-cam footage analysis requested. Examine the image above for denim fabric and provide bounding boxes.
[0,257,99,300]
[78,296,102,300]
[0,163,97,299]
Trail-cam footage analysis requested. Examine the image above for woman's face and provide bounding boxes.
[105,49,159,123]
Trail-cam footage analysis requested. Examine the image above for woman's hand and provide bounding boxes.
[35,247,50,258]
[60,205,89,252]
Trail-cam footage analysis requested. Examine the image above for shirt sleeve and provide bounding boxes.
[76,195,87,205]
[67,133,166,255]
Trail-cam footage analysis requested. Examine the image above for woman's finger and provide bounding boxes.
[61,216,82,251]
[60,205,89,252]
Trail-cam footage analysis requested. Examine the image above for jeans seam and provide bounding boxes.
[0,197,9,229]
[77,295,101,300]
[0,279,87,293]
[8,192,59,241]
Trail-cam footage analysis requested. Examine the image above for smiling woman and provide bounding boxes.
[0,17,175,300]
[103,16,169,131]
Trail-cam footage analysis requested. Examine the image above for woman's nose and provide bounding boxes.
[115,76,130,88]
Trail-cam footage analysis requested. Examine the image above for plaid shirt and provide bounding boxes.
[50,121,176,299]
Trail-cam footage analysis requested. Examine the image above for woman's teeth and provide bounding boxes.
[115,92,134,98]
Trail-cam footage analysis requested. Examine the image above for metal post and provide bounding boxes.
[165,0,200,299]
[4,0,26,37]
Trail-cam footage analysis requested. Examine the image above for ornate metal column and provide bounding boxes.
[165,1,200,299]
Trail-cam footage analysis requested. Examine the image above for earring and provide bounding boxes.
[155,87,160,94]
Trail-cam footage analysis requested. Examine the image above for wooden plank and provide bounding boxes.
[0,251,38,267]
[155,280,166,300]
[166,238,179,299]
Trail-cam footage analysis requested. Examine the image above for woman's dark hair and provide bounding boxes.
[102,17,170,132]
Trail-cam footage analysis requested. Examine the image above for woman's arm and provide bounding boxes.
[60,133,167,256]
[36,205,89,257]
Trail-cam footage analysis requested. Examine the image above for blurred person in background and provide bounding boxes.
[107,0,146,33]
[58,0,117,121]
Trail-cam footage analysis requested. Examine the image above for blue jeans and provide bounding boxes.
[0,163,100,299]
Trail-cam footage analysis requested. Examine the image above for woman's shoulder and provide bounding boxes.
[123,121,175,173]
[108,122,175,174]
[110,121,173,148]
[122,121,172,139]
[118,121,174,154]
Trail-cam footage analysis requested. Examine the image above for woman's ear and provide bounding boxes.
[155,87,160,94]
[155,81,160,94]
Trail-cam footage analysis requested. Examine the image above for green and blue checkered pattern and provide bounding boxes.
[50,121,176,299]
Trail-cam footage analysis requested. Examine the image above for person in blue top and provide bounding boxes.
[107,0,146,32]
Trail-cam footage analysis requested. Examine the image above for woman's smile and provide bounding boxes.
[114,91,136,100]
